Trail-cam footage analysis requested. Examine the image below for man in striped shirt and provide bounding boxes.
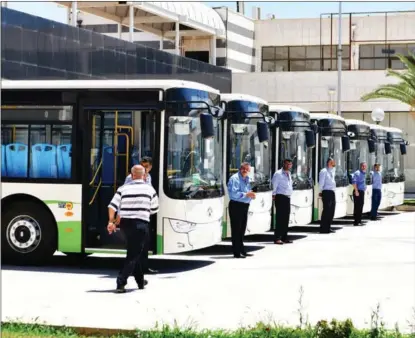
[107,165,159,293]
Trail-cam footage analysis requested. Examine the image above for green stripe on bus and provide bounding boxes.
[57,221,82,253]
[222,220,228,239]
[43,200,81,205]
[157,234,163,254]
[313,207,319,221]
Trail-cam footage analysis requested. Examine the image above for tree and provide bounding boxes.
[360,51,415,110]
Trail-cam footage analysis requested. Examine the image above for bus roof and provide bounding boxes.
[221,93,268,105]
[345,119,371,127]
[384,126,403,133]
[269,104,310,116]
[310,113,346,122]
[1,79,220,94]
[369,124,389,131]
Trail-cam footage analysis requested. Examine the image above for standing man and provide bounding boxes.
[125,156,152,185]
[272,158,293,245]
[370,163,382,221]
[107,165,159,293]
[352,162,367,226]
[227,162,256,258]
[318,157,337,233]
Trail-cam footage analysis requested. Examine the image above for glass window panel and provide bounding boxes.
[1,124,29,178]
[290,60,306,71]
[275,60,288,71]
[374,58,387,70]
[262,47,275,60]
[341,45,350,58]
[323,45,336,58]
[359,45,374,58]
[407,44,415,55]
[389,44,407,56]
[359,58,374,70]
[305,59,321,71]
[306,46,321,58]
[374,44,388,57]
[391,58,405,69]
[342,58,350,70]
[323,59,336,70]
[275,46,289,59]
[290,46,306,58]
[262,60,276,72]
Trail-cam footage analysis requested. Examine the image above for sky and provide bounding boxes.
[5,1,415,24]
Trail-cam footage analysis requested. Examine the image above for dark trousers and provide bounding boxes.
[229,200,249,256]
[117,218,149,287]
[274,194,291,240]
[371,189,382,218]
[320,190,336,233]
[353,190,365,225]
[141,214,156,272]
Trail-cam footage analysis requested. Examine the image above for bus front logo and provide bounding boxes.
[207,207,213,217]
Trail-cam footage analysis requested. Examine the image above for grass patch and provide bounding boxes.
[1,320,413,338]
[403,199,415,205]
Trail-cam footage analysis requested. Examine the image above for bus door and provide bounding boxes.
[85,110,134,249]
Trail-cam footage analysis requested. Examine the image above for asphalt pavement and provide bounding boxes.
[2,211,415,333]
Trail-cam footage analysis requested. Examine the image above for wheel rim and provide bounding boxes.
[6,215,42,254]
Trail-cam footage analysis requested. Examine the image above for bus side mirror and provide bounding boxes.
[200,113,214,139]
[257,120,269,142]
[342,135,350,152]
[400,143,407,155]
[368,139,375,153]
[305,130,315,148]
[385,142,391,154]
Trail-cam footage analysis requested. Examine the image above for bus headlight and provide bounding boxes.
[169,219,196,233]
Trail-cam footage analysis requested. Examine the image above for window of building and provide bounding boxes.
[261,45,350,72]
[1,106,73,180]
[359,43,415,70]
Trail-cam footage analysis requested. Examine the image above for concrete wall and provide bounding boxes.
[254,12,415,72]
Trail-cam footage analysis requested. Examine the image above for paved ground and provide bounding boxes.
[2,211,415,333]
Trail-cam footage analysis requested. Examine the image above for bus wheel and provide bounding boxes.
[2,201,57,264]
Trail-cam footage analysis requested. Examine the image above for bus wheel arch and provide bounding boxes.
[1,194,58,264]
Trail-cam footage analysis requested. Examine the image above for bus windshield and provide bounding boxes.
[280,130,312,189]
[320,135,348,187]
[348,139,370,183]
[388,143,404,182]
[165,112,223,199]
[228,119,271,192]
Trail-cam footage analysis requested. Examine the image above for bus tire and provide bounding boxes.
[2,201,57,265]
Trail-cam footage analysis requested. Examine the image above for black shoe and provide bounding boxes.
[144,268,158,274]
[136,279,148,290]
[234,254,246,258]
[241,252,253,257]
[115,285,126,293]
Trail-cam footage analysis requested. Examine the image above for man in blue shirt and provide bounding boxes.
[318,157,337,233]
[370,163,382,221]
[271,158,293,245]
[352,161,367,226]
[227,162,256,258]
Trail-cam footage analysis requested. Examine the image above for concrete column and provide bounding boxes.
[129,4,134,42]
[71,1,77,27]
[117,23,122,39]
[210,35,216,65]
[175,21,180,55]
[160,33,163,51]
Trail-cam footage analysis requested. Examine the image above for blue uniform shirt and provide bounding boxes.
[352,170,367,191]
[272,168,293,197]
[227,172,252,204]
[371,171,382,190]
[318,167,336,192]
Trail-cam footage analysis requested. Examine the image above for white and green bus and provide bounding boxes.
[1,79,225,264]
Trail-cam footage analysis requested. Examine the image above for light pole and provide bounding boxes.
[371,108,385,125]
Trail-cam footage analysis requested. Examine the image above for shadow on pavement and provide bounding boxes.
[181,243,265,257]
[2,255,215,276]
[288,225,343,233]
